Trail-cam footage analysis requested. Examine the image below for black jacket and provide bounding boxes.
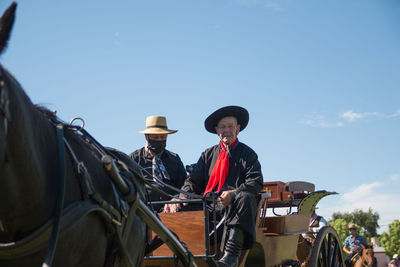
[182,142,263,197]
[130,147,187,210]
[181,141,263,248]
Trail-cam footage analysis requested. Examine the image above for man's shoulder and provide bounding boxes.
[164,149,182,160]
[237,142,257,153]
[129,147,145,158]
[235,142,259,160]
[202,144,220,154]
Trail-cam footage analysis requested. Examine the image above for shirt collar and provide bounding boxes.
[144,146,167,159]
[219,140,240,151]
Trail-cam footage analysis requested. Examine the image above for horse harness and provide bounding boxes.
[0,122,142,267]
[0,66,196,267]
[0,82,143,267]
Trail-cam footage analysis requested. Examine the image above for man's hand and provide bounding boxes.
[218,190,236,206]
[163,198,188,213]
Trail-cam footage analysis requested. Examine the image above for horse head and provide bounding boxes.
[360,244,375,267]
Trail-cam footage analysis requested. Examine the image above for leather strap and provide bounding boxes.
[42,124,67,267]
[0,201,111,260]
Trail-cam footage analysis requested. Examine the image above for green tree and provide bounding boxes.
[330,208,379,242]
[330,218,350,245]
[381,220,400,258]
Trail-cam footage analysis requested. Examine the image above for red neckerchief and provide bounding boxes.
[310,213,317,223]
[352,235,357,246]
[203,138,238,196]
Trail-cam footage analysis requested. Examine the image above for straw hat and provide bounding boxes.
[204,105,249,134]
[348,223,358,230]
[393,254,399,259]
[137,116,177,134]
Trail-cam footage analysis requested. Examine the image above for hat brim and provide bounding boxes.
[204,106,249,134]
[137,128,178,134]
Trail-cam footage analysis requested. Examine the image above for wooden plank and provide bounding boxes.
[151,210,206,256]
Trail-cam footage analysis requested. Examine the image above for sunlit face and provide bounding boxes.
[215,116,240,146]
[146,134,167,141]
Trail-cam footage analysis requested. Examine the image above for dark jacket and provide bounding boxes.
[130,147,187,211]
[182,142,263,197]
[181,141,263,249]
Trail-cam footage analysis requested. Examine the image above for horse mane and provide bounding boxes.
[35,105,66,126]
[0,2,16,55]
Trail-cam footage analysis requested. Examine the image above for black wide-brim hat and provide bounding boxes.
[204,105,249,133]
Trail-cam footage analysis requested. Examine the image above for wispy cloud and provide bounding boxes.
[318,179,400,234]
[390,174,400,181]
[340,110,380,122]
[389,109,400,118]
[342,182,382,202]
[300,114,344,128]
[302,109,398,128]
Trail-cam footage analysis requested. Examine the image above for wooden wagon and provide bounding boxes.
[141,181,345,267]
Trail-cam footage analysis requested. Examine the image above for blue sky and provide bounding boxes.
[1,0,399,234]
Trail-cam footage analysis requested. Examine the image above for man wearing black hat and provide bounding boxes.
[164,106,263,267]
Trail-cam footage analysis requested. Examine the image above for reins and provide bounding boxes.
[42,124,67,267]
[67,120,204,201]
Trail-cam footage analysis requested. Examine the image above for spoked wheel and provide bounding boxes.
[309,226,344,267]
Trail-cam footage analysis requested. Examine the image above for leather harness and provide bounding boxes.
[0,65,199,267]
[0,66,141,267]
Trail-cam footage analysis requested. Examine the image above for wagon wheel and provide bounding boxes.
[309,226,344,267]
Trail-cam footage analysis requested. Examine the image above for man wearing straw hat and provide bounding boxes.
[130,115,187,212]
[164,105,263,267]
[343,223,368,267]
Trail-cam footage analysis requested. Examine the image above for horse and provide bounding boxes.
[0,3,147,266]
[352,244,375,267]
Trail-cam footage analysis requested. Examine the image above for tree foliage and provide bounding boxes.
[330,218,350,245]
[381,220,400,258]
[329,208,379,242]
